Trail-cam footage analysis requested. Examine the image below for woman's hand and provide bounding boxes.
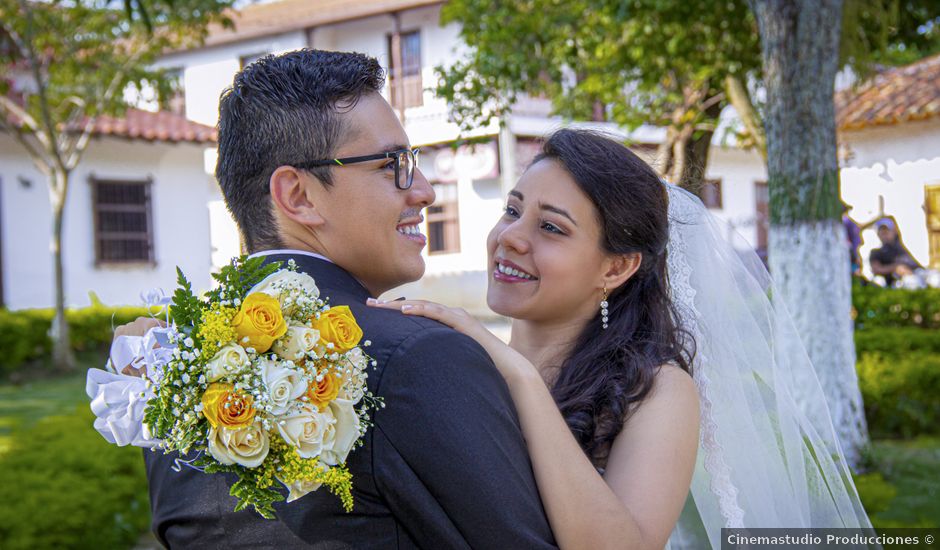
[366,298,536,384]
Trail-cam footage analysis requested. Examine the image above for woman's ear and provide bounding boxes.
[269,166,325,228]
[602,252,642,291]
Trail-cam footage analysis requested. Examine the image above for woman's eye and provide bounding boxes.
[541,222,564,235]
[504,205,520,217]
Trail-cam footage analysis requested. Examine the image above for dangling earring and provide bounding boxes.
[601,286,609,330]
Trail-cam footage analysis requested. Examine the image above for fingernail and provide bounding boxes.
[366,298,377,304]
[401,305,413,311]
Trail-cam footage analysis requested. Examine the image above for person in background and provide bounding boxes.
[869,217,922,287]
[842,204,863,278]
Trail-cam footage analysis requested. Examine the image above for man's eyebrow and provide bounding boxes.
[379,143,410,154]
[540,202,578,226]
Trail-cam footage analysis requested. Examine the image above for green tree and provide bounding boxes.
[750,0,864,466]
[436,0,763,192]
[749,0,939,469]
[435,0,939,190]
[0,0,231,369]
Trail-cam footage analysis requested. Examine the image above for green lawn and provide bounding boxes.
[867,437,940,528]
[0,356,101,456]
[1,361,938,533]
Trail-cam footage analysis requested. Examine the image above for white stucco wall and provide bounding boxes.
[705,146,768,249]
[157,31,308,127]
[840,118,940,275]
[0,135,219,309]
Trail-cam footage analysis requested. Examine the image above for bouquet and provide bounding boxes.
[136,256,380,518]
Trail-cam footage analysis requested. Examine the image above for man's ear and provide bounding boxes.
[602,252,642,291]
[269,166,325,228]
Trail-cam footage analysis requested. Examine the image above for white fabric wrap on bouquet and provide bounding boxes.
[85,327,174,448]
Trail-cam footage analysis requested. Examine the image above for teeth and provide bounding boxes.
[497,262,535,280]
[398,224,422,236]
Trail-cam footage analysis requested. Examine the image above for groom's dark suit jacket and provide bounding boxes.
[145,254,557,549]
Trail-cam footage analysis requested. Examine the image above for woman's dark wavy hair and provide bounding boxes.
[534,128,695,465]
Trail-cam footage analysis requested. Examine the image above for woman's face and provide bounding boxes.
[486,159,612,324]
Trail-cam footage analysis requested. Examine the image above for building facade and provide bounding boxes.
[1,110,219,309]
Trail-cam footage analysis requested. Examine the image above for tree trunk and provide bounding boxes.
[751,0,869,469]
[50,169,74,370]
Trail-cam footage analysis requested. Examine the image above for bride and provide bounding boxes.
[367,128,872,548]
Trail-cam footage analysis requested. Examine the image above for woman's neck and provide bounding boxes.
[509,317,589,382]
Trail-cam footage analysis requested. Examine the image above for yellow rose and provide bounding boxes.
[232,293,288,353]
[306,371,342,411]
[202,382,256,430]
[314,306,362,353]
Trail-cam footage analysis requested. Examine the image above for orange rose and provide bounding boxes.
[232,293,288,353]
[202,382,256,429]
[314,305,362,353]
[306,371,342,411]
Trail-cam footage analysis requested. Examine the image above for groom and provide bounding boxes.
[140,49,557,548]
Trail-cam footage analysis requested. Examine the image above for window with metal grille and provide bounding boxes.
[387,30,423,109]
[426,181,459,255]
[91,177,154,264]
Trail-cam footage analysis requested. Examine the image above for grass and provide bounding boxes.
[866,437,940,528]
[1,354,938,532]
[0,353,104,456]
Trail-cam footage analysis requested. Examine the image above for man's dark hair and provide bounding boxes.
[216,49,385,252]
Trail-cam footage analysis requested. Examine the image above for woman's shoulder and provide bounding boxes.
[625,363,699,429]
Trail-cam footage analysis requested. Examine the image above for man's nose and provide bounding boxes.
[407,167,435,207]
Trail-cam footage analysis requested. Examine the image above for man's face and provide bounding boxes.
[877,225,896,244]
[307,93,435,295]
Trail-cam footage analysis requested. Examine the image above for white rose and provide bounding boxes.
[276,405,335,459]
[320,398,360,466]
[249,270,320,315]
[205,344,250,382]
[272,325,320,361]
[207,422,269,467]
[282,477,323,503]
[260,357,308,416]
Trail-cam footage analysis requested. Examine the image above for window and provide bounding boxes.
[426,181,459,255]
[239,52,267,69]
[927,184,940,269]
[702,178,723,209]
[91,177,155,265]
[387,30,423,109]
[163,67,185,116]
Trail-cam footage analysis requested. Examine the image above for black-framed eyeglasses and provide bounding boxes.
[295,147,421,190]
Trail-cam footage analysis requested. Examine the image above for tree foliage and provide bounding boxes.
[436,0,940,189]
[436,0,762,190]
[0,0,231,369]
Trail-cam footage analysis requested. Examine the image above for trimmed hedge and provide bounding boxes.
[855,327,940,357]
[0,406,150,549]
[0,306,155,377]
[853,284,940,330]
[857,352,940,439]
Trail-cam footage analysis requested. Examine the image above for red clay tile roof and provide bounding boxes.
[86,108,217,144]
[203,0,443,47]
[837,53,940,131]
[6,107,217,144]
